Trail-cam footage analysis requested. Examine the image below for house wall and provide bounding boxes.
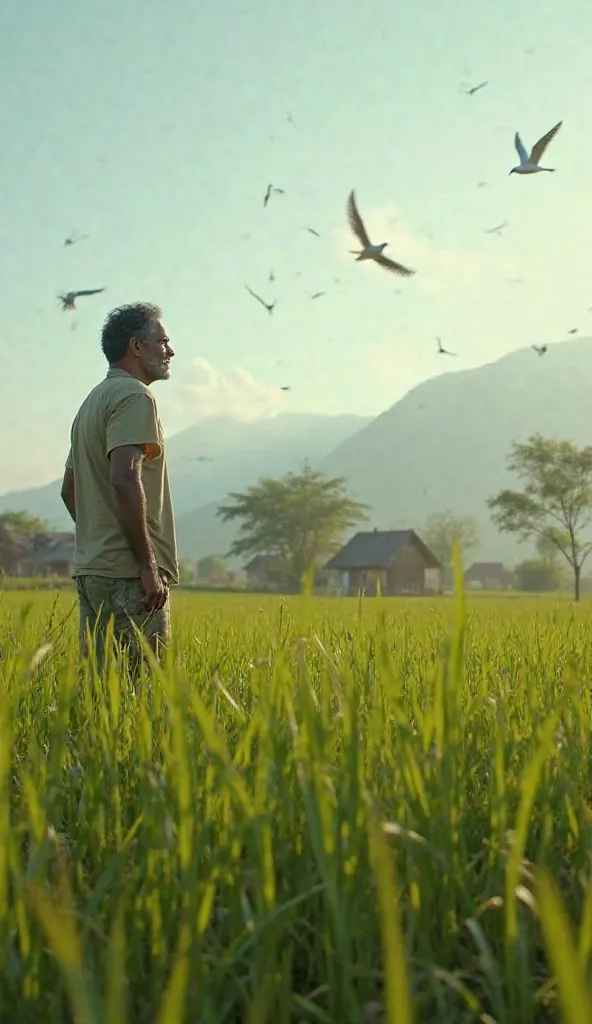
[246,569,286,592]
[387,544,428,595]
[348,568,386,595]
[425,568,442,594]
[465,573,508,590]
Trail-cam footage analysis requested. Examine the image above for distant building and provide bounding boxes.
[0,526,31,576]
[0,530,75,578]
[244,554,290,592]
[464,561,511,590]
[324,529,442,596]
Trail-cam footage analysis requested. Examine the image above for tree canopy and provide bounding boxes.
[487,434,592,600]
[423,510,480,581]
[0,510,50,534]
[217,465,368,589]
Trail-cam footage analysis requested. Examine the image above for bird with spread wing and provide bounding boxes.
[510,121,562,174]
[347,191,415,277]
[58,288,105,311]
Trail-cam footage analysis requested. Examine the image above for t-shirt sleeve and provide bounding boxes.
[65,448,74,470]
[105,393,161,459]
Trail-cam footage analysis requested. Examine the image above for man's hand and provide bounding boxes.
[140,564,168,612]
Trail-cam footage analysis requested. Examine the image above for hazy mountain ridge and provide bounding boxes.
[3,341,592,568]
[318,338,592,563]
[176,339,592,564]
[0,411,371,535]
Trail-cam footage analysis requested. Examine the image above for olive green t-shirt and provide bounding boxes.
[66,368,179,583]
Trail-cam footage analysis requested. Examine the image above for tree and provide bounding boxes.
[0,510,50,534]
[217,466,369,590]
[535,532,564,568]
[196,555,227,581]
[423,510,481,584]
[514,558,562,593]
[487,434,592,601]
[177,558,196,585]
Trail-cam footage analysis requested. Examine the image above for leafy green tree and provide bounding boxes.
[488,434,592,601]
[0,510,50,534]
[535,532,564,568]
[217,466,368,590]
[423,510,481,584]
[177,558,196,584]
[514,558,562,593]
[196,555,226,581]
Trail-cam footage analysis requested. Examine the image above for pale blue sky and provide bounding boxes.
[2,0,592,492]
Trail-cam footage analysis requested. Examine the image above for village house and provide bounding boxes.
[324,529,442,596]
[0,530,75,578]
[0,526,31,577]
[243,554,290,592]
[464,561,511,590]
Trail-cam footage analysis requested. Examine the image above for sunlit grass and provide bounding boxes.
[1,584,592,1022]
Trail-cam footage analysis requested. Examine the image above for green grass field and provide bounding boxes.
[1,583,592,1023]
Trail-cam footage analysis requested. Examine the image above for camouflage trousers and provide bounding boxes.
[75,573,171,669]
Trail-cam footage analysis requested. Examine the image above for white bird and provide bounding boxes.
[509,121,562,175]
[347,190,415,277]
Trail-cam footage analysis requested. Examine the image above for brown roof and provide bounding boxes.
[324,530,441,571]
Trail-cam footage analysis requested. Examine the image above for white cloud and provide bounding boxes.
[334,201,514,295]
[166,357,286,426]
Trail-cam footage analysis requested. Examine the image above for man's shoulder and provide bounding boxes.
[80,374,154,414]
[103,373,153,402]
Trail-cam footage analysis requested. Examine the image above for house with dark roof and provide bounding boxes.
[0,525,31,576]
[243,554,290,591]
[3,531,75,578]
[324,529,442,596]
[464,561,511,590]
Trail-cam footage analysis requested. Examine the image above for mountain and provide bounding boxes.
[5,342,592,568]
[176,339,592,565]
[0,411,370,537]
[318,339,592,563]
[164,412,371,516]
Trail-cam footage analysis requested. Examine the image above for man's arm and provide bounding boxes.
[109,445,157,570]
[60,468,76,523]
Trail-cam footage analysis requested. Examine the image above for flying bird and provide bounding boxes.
[485,221,508,236]
[245,283,275,315]
[263,183,285,207]
[532,344,547,356]
[347,190,415,277]
[308,291,325,300]
[269,269,275,283]
[568,327,578,335]
[305,227,321,238]
[280,385,291,391]
[437,337,456,356]
[63,232,88,247]
[463,81,488,96]
[510,121,563,174]
[58,288,105,311]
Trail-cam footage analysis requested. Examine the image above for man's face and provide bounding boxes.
[138,319,175,383]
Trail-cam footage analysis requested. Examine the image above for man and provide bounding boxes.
[60,302,178,667]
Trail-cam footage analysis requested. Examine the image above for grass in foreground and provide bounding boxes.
[1,584,592,1022]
